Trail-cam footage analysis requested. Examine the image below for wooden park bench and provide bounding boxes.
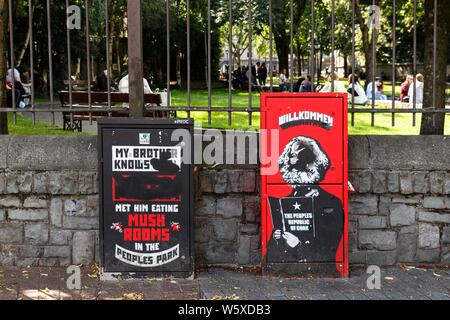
[58,91,176,132]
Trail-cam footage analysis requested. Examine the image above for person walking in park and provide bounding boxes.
[258,62,268,86]
[400,74,414,102]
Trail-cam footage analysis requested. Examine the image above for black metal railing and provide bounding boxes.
[2,0,448,130]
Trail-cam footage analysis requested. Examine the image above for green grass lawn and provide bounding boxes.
[6,113,87,136]
[4,87,450,135]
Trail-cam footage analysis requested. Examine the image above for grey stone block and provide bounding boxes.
[32,172,48,194]
[8,136,97,171]
[366,251,397,266]
[194,218,212,243]
[15,258,40,268]
[349,251,366,264]
[86,196,99,217]
[249,235,260,251]
[415,248,440,263]
[444,174,450,195]
[216,197,243,218]
[0,223,23,244]
[195,195,216,216]
[372,171,387,194]
[387,171,400,193]
[358,230,397,251]
[389,204,416,227]
[239,224,259,234]
[367,136,450,171]
[63,216,99,230]
[418,211,450,224]
[398,233,417,263]
[378,196,391,216]
[23,196,48,209]
[444,197,450,209]
[243,195,260,223]
[238,235,251,265]
[50,230,72,245]
[0,196,21,208]
[47,172,62,195]
[357,171,372,193]
[399,226,417,234]
[423,196,445,209]
[17,172,33,193]
[6,173,18,194]
[61,172,79,195]
[358,216,387,229]
[0,257,15,266]
[418,223,440,249]
[413,172,429,194]
[443,226,450,244]
[214,171,228,194]
[429,171,444,194]
[0,209,5,221]
[79,171,94,194]
[19,245,42,257]
[348,195,378,215]
[228,170,243,193]
[0,136,9,170]
[0,173,5,194]
[441,247,450,263]
[392,195,422,204]
[25,223,49,245]
[72,231,95,265]
[212,219,237,241]
[243,171,256,193]
[201,242,236,264]
[400,172,413,195]
[39,258,59,267]
[199,171,213,193]
[64,199,87,216]
[50,198,63,227]
[348,136,369,170]
[9,209,48,222]
[44,246,71,258]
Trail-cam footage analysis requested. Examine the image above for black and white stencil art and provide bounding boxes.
[267,136,344,263]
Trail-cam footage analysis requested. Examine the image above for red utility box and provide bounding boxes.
[260,93,348,277]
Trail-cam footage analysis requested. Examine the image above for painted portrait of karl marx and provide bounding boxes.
[267,136,343,264]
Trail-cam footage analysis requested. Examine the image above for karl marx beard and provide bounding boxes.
[267,136,343,264]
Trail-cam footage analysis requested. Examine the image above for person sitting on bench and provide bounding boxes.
[118,74,153,108]
[6,65,31,108]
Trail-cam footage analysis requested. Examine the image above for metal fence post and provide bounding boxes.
[127,0,144,117]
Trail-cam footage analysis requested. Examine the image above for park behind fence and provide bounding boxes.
[1,0,449,134]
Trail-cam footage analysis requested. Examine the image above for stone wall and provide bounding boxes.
[0,135,449,268]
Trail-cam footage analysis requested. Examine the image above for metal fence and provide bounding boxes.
[2,0,449,129]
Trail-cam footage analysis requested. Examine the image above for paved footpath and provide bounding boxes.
[0,266,449,300]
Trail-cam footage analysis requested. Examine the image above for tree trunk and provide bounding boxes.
[274,31,289,77]
[16,1,36,66]
[420,0,450,135]
[0,0,8,134]
[355,0,379,87]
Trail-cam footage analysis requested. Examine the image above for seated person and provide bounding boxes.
[6,66,31,108]
[299,75,313,93]
[408,73,424,105]
[347,74,368,105]
[319,71,347,93]
[118,74,153,108]
[366,77,387,100]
